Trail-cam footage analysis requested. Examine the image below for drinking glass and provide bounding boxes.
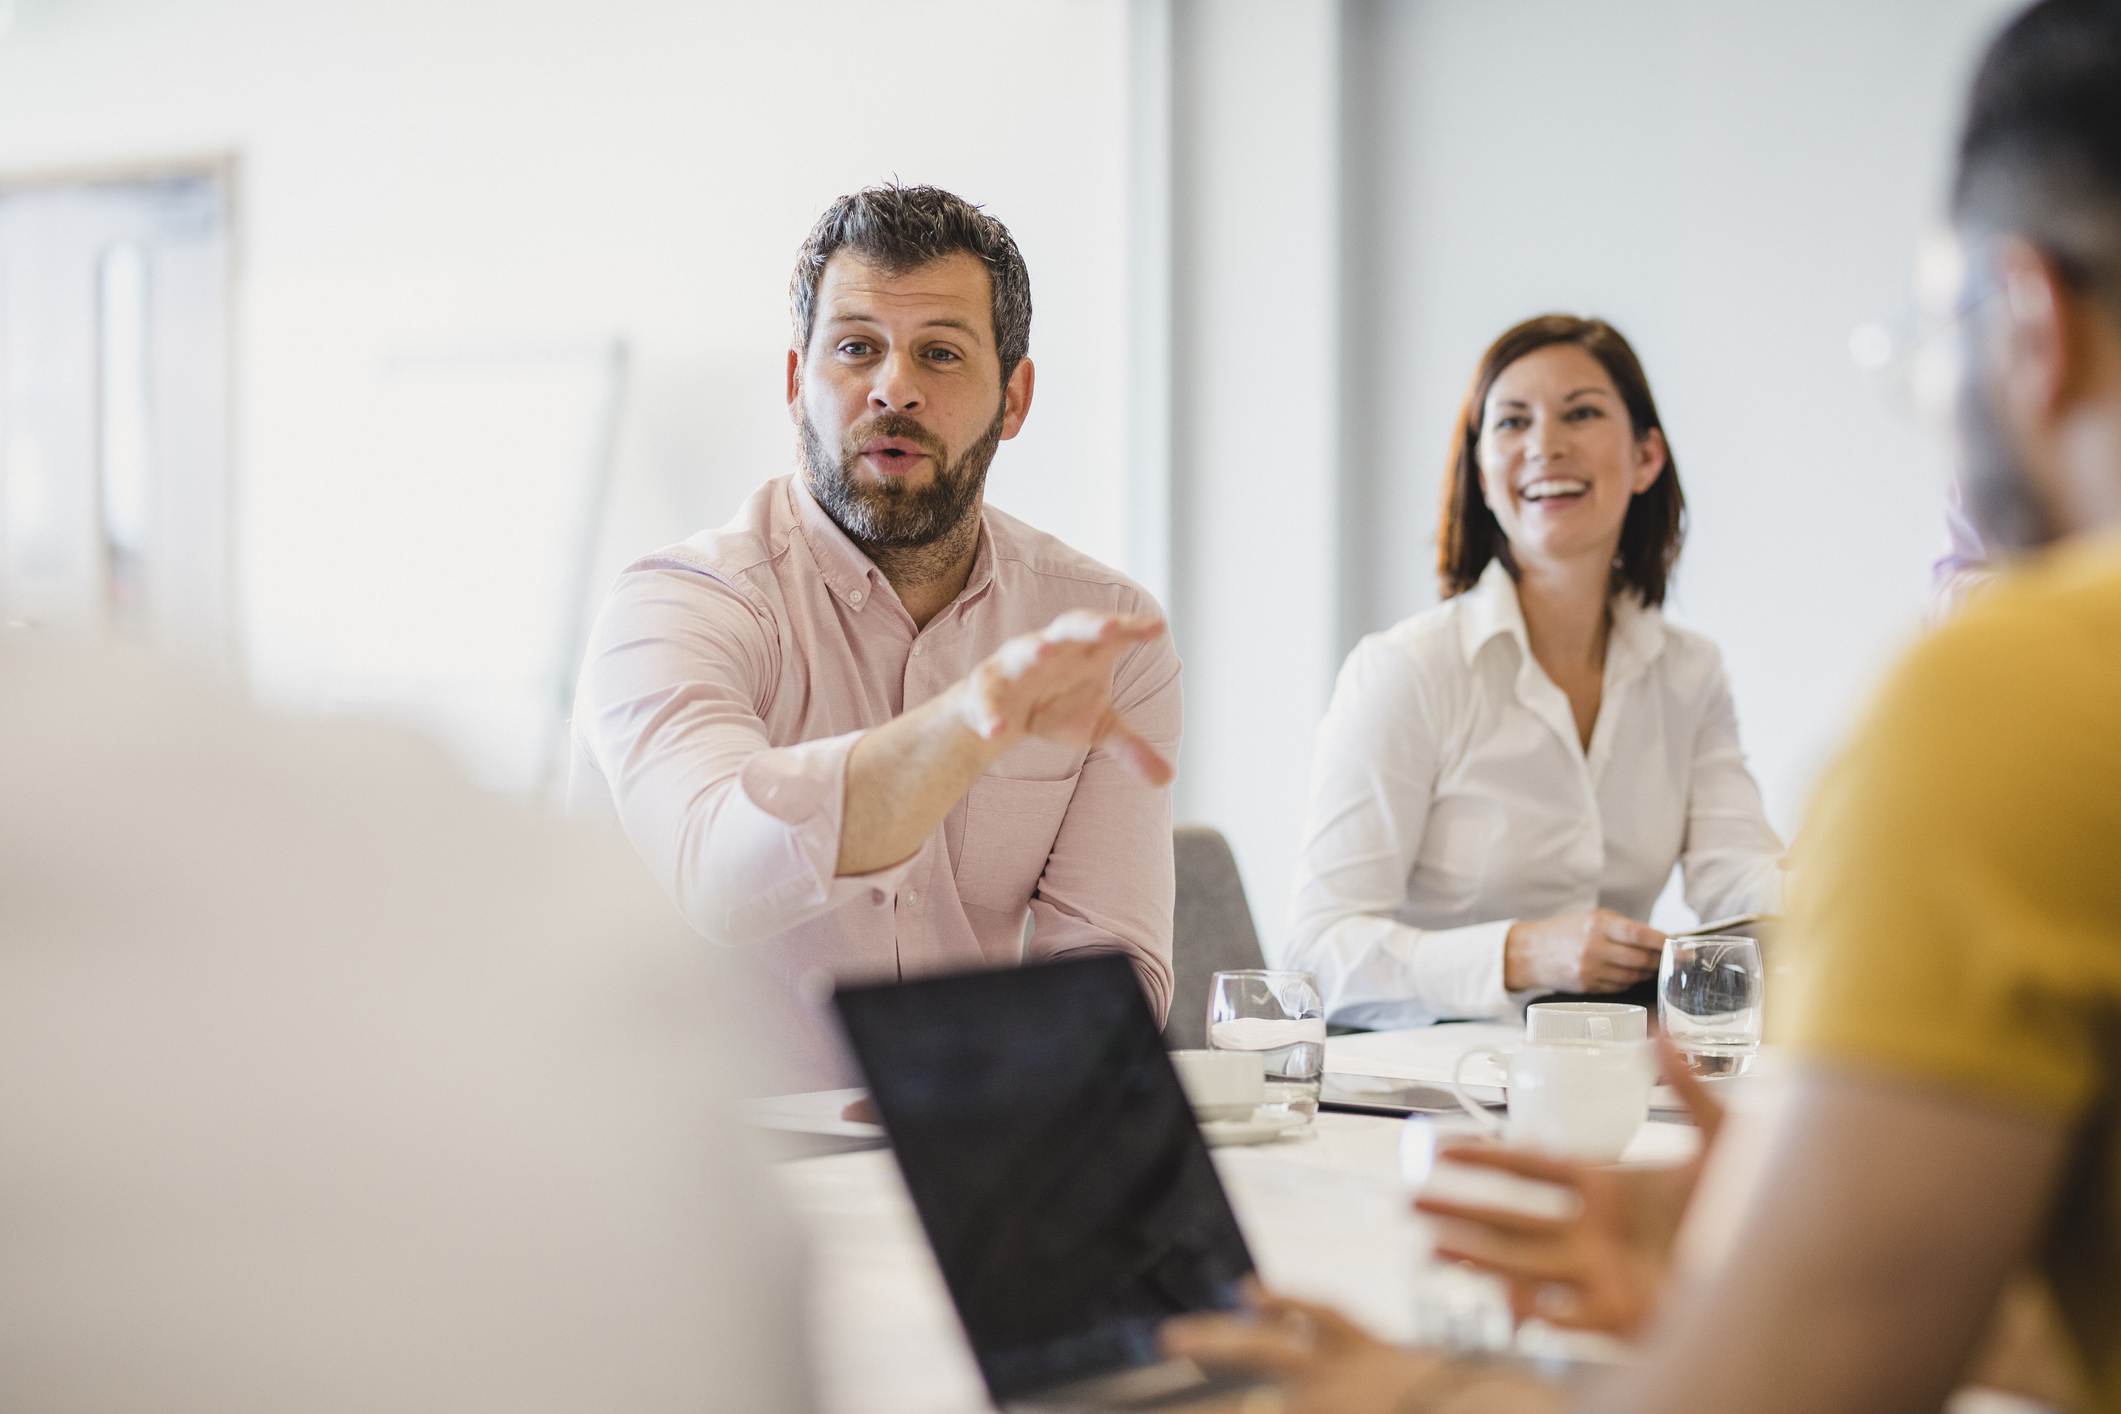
[1658,934,1765,1077]
[1207,970,1325,1121]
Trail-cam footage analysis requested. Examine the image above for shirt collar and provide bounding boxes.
[1454,557,1667,673]
[958,526,997,606]
[788,475,880,609]
[788,473,998,616]
[1456,558,1531,665]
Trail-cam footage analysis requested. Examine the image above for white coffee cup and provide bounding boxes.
[1525,1001,1648,1044]
[1170,1048,1265,1121]
[1448,1039,1655,1162]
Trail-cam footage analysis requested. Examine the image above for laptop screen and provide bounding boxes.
[834,956,1255,1401]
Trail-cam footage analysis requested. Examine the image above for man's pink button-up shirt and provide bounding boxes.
[569,474,1182,1092]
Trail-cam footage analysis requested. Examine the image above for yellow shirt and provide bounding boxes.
[1785,530,2121,1404]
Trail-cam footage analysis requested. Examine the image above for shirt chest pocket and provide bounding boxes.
[952,774,1081,914]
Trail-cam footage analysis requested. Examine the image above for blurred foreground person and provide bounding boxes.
[1413,1046,2084,1407]
[571,184,1180,1094]
[1165,1,2121,1409]
[0,642,811,1414]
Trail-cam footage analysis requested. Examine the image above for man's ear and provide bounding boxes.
[1000,357,1036,441]
[786,347,802,423]
[1995,237,2071,432]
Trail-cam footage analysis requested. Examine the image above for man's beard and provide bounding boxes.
[799,402,1004,552]
[1955,336,2058,554]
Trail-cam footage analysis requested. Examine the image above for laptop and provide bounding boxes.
[834,956,1266,1413]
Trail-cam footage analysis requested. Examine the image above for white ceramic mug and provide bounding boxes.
[1170,1048,1265,1121]
[1448,1039,1655,1162]
[1525,1001,1648,1044]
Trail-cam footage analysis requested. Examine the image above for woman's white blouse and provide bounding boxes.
[1279,561,1784,1030]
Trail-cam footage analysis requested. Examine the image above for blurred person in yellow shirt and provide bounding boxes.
[1159,1,2121,1410]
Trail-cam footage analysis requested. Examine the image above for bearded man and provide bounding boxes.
[570,185,1181,1093]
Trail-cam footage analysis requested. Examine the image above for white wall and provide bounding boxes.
[0,0,1134,714]
[1166,0,1346,952]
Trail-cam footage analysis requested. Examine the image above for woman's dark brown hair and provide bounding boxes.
[1435,315,1686,606]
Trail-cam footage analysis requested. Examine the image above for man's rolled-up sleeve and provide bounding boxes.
[570,564,910,945]
[1024,622,1183,1023]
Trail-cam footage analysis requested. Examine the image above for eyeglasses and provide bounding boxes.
[1848,279,2001,432]
[1852,228,2116,430]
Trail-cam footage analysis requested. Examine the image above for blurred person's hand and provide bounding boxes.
[1503,909,1665,993]
[1161,1284,1440,1414]
[1161,1283,1565,1413]
[1414,1038,1722,1337]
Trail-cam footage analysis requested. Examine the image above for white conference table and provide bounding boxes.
[765,1023,1702,1414]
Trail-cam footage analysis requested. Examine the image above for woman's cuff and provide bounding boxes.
[1407,918,1519,1020]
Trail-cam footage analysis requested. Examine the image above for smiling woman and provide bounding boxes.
[1439,316,1684,608]
[1279,315,1785,1030]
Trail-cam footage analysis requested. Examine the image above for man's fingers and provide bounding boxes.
[991,613,1162,693]
[1040,609,1166,647]
[1098,713,1175,787]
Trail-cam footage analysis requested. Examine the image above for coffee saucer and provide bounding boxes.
[1198,1110,1311,1147]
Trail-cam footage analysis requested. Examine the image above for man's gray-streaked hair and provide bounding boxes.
[789,183,1033,382]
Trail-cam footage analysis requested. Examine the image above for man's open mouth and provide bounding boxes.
[861,437,932,462]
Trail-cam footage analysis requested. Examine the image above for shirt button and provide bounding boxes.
[907,890,920,905]
[870,888,886,906]
[913,642,923,655]
[849,589,863,603]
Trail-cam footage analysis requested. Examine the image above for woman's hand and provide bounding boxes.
[1412,1039,1724,1338]
[1502,909,1664,993]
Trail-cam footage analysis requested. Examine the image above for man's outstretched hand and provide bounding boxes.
[837,609,1171,876]
[957,610,1173,786]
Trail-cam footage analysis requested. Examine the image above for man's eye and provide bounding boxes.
[838,341,874,357]
[926,348,961,362]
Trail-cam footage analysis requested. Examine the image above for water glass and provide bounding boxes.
[1207,969,1325,1122]
[1658,934,1765,1076]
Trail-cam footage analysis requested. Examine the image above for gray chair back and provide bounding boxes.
[1166,825,1266,1050]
